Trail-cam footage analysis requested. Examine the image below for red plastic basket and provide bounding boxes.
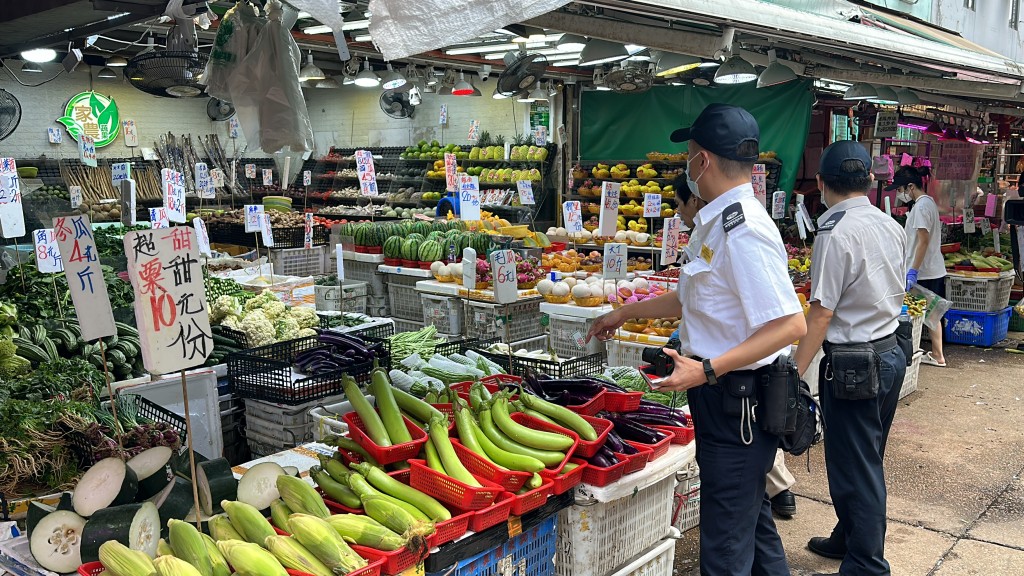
[581,456,627,487]
[455,492,514,532]
[388,467,411,484]
[408,460,503,510]
[343,412,428,466]
[506,477,554,516]
[319,488,363,514]
[451,440,532,492]
[351,544,426,575]
[540,457,587,495]
[616,443,653,474]
[480,374,523,389]
[426,404,457,431]
[78,554,386,576]
[627,431,673,461]
[653,423,694,445]
[603,390,644,412]
[508,412,580,474]
[565,388,606,416]
[427,511,472,547]
[573,415,613,459]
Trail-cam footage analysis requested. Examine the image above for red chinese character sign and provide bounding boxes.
[34,229,63,273]
[355,150,379,197]
[0,158,26,237]
[123,228,213,374]
[52,215,116,341]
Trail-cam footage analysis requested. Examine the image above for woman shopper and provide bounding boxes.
[887,165,946,367]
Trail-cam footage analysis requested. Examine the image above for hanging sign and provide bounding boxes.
[260,213,275,247]
[70,185,83,209]
[563,201,583,234]
[193,217,212,257]
[47,127,63,144]
[123,228,213,373]
[0,159,25,238]
[162,168,186,223]
[355,149,379,196]
[517,181,535,205]
[244,204,264,233]
[262,168,273,186]
[229,117,241,139]
[52,214,116,341]
[489,249,519,304]
[445,153,458,192]
[598,182,621,237]
[120,179,137,226]
[752,164,767,209]
[111,162,131,187]
[462,247,476,290]
[459,174,481,221]
[304,213,314,249]
[661,216,681,264]
[335,244,345,281]
[874,111,899,139]
[771,191,786,220]
[439,104,448,126]
[303,170,312,186]
[79,134,97,167]
[122,119,138,147]
[245,163,256,179]
[643,193,661,218]
[603,243,627,280]
[57,91,120,147]
[149,207,170,229]
[34,228,63,273]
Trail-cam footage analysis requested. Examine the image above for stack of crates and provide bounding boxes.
[386,274,424,333]
[943,272,1015,346]
[269,246,327,277]
[218,379,248,465]
[336,254,388,317]
[464,299,544,344]
[243,395,342,457]
[426,516,557,576]
[421,293,464,338]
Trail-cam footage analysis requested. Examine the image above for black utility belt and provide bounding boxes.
[823,333,897,401]
[696,357,797,440]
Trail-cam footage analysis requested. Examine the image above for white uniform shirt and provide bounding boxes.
[809,196,907,344]
[904,195,945,280]
[675,184,802,370]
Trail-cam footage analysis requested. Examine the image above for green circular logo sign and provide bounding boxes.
[56,91,120,147]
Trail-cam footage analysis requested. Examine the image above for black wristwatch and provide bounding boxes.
[703,358,718,386]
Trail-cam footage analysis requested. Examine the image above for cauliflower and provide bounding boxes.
[261,299,287,320]
[296,328,318,338]
[240,310,276,347]
[244,290,278,313]
[274,316,301,340]
[289,306,319,329]
[221,315,242,331]
[210,295,242,323]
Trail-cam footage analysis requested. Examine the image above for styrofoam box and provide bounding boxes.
[608,531,678,576]
[120,370,222,460]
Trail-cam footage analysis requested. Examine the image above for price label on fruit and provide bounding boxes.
[459,174,481,221]
[752,164,767,209]
[598,182,621,237]
[661,216,682,264]
[643,193,661,218]
[563,201,583,234]
[517,180,535,205]
[445,152,457,192]
[603,243,628,280]
[489,249,519,304]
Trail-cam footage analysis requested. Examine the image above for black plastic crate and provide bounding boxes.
[511,352,605,379]
[352,321,396,341]
[227,336,381,405]
[68,394,188,468]
[208,222,329,249]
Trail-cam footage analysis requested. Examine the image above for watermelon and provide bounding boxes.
[383,236,403,259]
[426,231,444,243]
[401,238,422,261]
[418,240,444,262]
[353,223,371,247]
[470,233,492,254]
[406,233,424,243]
[410,221,432,236]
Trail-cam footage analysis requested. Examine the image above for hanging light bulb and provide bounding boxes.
[381,63,407,91]
[452,72,474,96]
[528,82,547,101]
[354,59,380,87]
[299,51,326,81]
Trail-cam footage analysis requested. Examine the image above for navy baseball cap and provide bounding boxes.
[669,104,759,162]
[819,140,871,178]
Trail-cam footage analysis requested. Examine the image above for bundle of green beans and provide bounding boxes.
[387,326,445,362]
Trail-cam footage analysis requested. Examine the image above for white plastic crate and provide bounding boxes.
[421,294,464,336]
[243,396,343,427]
[556,475,676,576]
[245,412,312,446]
[464,299,544,342]
[548,313,605,358]
[366,294,389,317]
[606,338,649,369]
[671,462,700,534]
[607,532,678,576]
[339,257,387,296]
[945,272,1014,312]
[394,318,424,334]
[270,246,327,277]
[245,426,297,457]
[899,350,924,400]
[309,400,360,442]
[315,281,368,314]
[911,313,924,352]
[387,274,424,321]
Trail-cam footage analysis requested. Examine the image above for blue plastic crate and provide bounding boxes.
[944,307,1012,347]
[428,516,557,576]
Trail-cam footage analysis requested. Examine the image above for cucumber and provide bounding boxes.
[16,341,49,364]
[128,446,175,501]
[116,321,140,338]
[80,502,161,563]
[236,462,286,512]
[196,458,238,516]
[29,510,86,572]
[73,457,139,517]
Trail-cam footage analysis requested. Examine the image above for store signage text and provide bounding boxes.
[57,91,120,147]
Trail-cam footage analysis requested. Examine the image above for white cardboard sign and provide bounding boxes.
[0,161,25,238]
[603,243,628,280]
[445,153,458,192]
[52,214,116,341]
[462,247,477,290]
[261,213,275,247]
[517,181,535,205]
[598,182,621,237]
[643,193,661,218]
[489,249,519,304]
[563,201,583,234]
[459,174,481,221]
[33,228,63,273]
[162,169,186,223]
[245,204,264,233]
[303,170,312,186]
[111,162,131,188]
[122,119,139,147]
[304,213,314,249]
[335,244,345,281]
[79,135,97,167]
[771,191,786,220]
[661,216,682,264]
[245,163,256,179]
[752,164,767,209]
[149,207,169,229]
[193,217,212,257]
[262,168,273,186]
[70,185,83,209]
[355,150,379,196]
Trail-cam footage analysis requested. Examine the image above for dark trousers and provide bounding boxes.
[820,346,906,576]
[688,384,789,576]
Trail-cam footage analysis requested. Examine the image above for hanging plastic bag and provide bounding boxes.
[910,283,952,332]
[206,2,265,102]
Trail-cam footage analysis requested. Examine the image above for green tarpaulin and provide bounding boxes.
[579,81,814,193]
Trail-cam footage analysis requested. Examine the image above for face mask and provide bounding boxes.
[686,154,706,200]
[897,190,912,203]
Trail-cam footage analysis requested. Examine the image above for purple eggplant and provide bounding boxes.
[606,416,666,444]
[621,412,688,428]
[603,430,626,453]
[618,441,638,455]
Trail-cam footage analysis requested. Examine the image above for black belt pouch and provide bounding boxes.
[895,319,914,367]
[722,371,756,417]
[757,359,792,436]
[828,343,881,401]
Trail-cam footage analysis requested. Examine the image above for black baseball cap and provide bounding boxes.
[818,140,871,178]
[883,174,915,191]
[669,104,759,162]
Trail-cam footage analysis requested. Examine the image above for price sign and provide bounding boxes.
[445,153,458,192]
[229,117,240,139]
[459,174,481,221]
[47,127,63,144]
[193,217,212,257]
[643,193,661,218]
[111,162,131,188]
[122,119,138,147]
[335,244,345,281]
[963,208,976,233]
[985,193,998,217]
[303,170,312,186]
[874,111,899,139]
[468,120,479,143]
[603,243,627,280]
[752,164,767,209]
[123,228,213,373]
[994,226,1002,253]
[771,191,786,219]
[563,201,583,234]
[262,168,273,186]
[517,181,535,205]
[244,204,264,233]
[439,104,448,126]
[120,179,137,226]
[260,213,275,247]
[489,249,518,304]
[661,216,681,264]
[798,203,815,232]
[231,160,238,187]
[245,164,256,179]
[462,247,476,290]
[79,134,97,167]
[194,162,213,199]
[34,229,63,273]
[0,160,25,238]
[355,150,378,196]
[53,215,116,341]
[534,126,547,146]
[210,168,225,188]
[598,182,620,237]
[162,169,186,223]
[70,185,83,208]
[149,207,169,229]
[979,217,991,236]
[304,213,314,249]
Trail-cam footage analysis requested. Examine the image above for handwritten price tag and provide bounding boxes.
[304,213,314,249]
[303,170,312,186]
[53,215,116,341]
[752,164,767,208]
[245,164,256,179]
[33,229,63,273]
[245,204,264,233]
[210,168,225,188]
[149,207,169,229]
[603,243,627,280]
[445,153,458,192]
[489,249,519,304]
[0,164,25,238]
[771,191,786,220]
[70,185,83,208]
[459,174,481,221]
[193,217,212,257]
[111,162,131,187]
[661,216,681,264]
[356,150,378,196]
[517,180,535,205]
[563,201,583,234]
[261,213,275,247]
[598,182,621,237]
[262,168,273,186]
[643,193,661,218]
[162,169,186,223]
[79,135,97,167]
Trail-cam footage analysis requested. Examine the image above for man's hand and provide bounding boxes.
[586,308,625,342]
[652,348,707,392]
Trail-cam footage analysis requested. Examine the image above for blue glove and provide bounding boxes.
[906,269,919,292]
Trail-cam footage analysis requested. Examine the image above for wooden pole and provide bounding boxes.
[180,370,203,530]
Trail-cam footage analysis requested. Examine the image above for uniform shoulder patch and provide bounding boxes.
[818,211,846,232]
[721,202,746,233]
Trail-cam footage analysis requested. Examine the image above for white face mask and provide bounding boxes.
[685,154,706,201]
[897,190,913,203]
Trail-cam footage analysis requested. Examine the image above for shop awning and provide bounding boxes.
[854,5,1003,59]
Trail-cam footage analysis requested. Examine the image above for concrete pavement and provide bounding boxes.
[674,339,1024,575]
